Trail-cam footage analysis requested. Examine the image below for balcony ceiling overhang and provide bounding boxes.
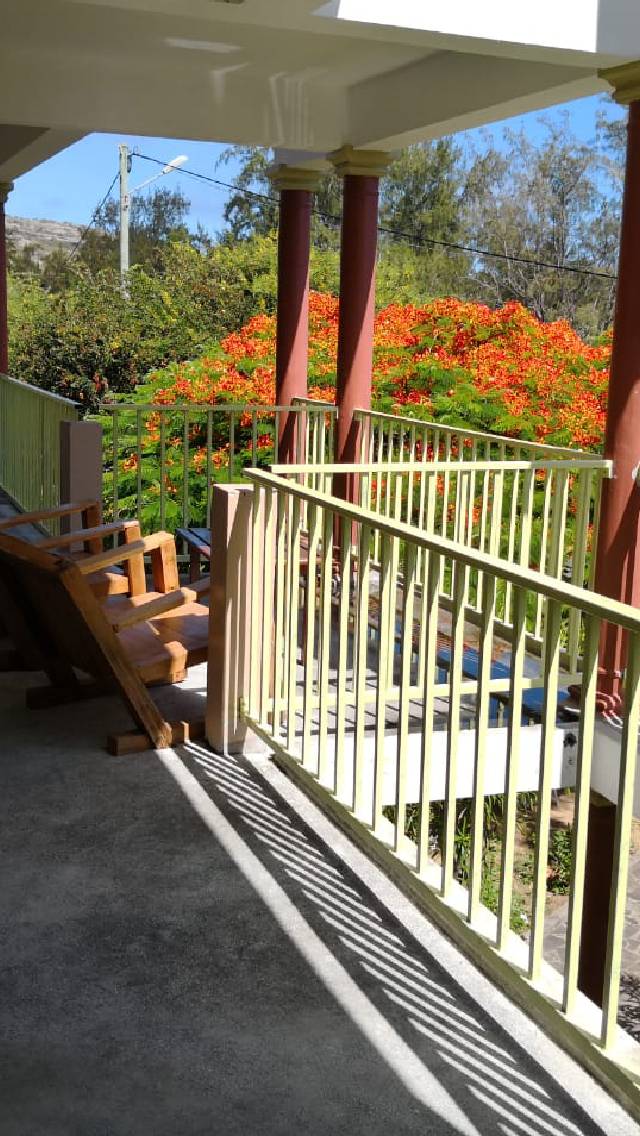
[0,0,637,181]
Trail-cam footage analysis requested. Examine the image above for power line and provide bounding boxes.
[135,150,617,283]
[68,171,119,259]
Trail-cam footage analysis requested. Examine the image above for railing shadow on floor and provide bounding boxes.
[169,740,609,1136]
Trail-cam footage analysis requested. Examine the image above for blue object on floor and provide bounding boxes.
[436,644,572,724]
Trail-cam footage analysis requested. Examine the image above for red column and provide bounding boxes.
[579,76,640,1005]
[269,166,320,464]
[331,148,390,502]
[593,99,640,701]
[0,183,12,376]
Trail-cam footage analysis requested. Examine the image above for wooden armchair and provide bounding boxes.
[0,529,209,755]
[0,499,142,598]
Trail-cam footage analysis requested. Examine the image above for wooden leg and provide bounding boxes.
[189,546,201,584]
[107,718,206,756]
[151,540,179,593]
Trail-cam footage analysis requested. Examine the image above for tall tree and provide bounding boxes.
[79,185,192,274]
[463,115,622,334]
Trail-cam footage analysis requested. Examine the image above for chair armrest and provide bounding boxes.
[36,520,140,551]
[109,577,210,631]
[0,499,100,531]
[76,531,174,574]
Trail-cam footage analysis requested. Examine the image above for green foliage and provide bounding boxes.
[547,826,574,895]
[7,236,273,409]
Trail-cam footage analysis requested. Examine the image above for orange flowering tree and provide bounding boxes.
[102,291,610,529]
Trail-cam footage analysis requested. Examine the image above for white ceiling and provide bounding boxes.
[0,0,634,182]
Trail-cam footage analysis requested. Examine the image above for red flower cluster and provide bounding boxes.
[139,292,610,452]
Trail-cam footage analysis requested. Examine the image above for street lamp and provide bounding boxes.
[119,144,188,287]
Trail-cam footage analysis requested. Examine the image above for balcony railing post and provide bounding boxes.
[59,420,103,536]
[206,484,268,755]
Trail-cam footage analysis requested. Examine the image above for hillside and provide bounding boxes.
[6,215,84,263]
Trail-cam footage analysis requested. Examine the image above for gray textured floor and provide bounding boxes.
[1,666,639,1136]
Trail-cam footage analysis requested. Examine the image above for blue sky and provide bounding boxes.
[7,94,623,236]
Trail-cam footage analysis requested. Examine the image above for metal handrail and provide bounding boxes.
[244,465,640,1084]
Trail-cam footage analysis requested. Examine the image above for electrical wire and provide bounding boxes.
[134,150,617,283]
[68,171,119,259]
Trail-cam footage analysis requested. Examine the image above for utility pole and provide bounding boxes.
[117,144,187,294]
[119,143,130,290]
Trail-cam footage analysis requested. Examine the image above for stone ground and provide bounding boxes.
[544,853,640,1042]
[2,665,639,1136]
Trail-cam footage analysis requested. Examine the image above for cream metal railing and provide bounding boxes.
[97,399,336,532]
[356,407,598,464]
[273,457,611,673]
[243,467,640,1100]
[0,373,78,515]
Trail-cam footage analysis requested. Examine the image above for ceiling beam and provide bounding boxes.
[348,52,604,150]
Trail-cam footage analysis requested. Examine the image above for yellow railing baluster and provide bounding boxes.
[601,632,640,1049]
[568,469,593,668]
[273,489,287,737]
[563,613,599,1016]
[317,506,334,786]
[418,550,440,876]
[396,542,417,854]
[353,521,372,818]
[469,572,497,923]
[286,496,302,754]
[302,502,321,770]
[529,597,562,980]
[442,560,466,899]
[497,585,527,950]
[335,516,351,801]
[260,486,275,727]
[374,533,393,833]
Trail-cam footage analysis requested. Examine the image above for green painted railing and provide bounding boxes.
[97,399,336,533]
[0,373,78,515]
[244,467,640,1102]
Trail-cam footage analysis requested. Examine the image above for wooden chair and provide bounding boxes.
[0,500,143,598]
[0,529,209,755]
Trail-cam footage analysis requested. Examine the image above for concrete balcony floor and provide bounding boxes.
[1,664,639,1136]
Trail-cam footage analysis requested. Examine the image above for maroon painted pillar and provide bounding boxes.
[0,182,12,376]
[331,147,390,502]
[579,72,640,1006]
[269,166,320,464]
